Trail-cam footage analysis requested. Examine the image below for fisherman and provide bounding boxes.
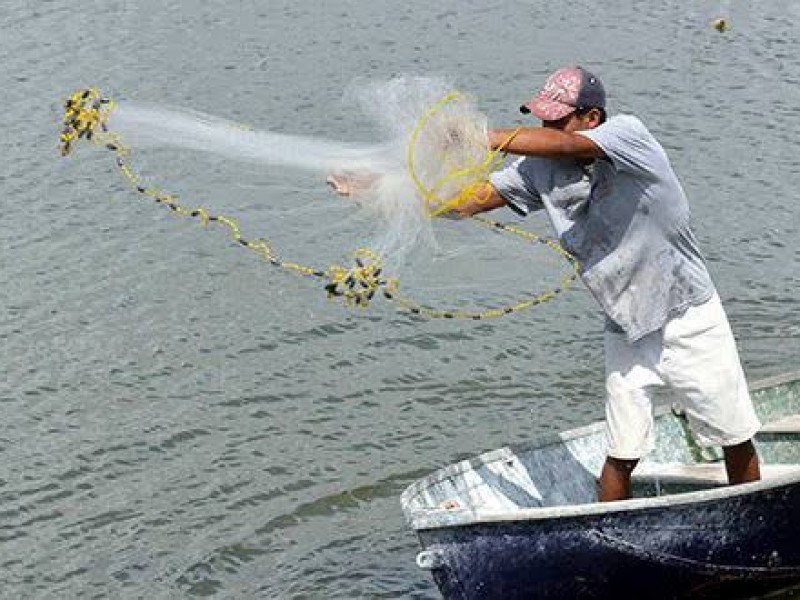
[329,66,762,501]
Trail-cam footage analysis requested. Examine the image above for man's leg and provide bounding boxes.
[660,293,762,487]
[602,327,662,503]
[599,457,639,502]
[723,439,761,484]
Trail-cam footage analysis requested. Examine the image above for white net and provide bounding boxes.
[106,76,495,265]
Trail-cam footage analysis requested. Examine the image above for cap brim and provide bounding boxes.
[521,97,576,121]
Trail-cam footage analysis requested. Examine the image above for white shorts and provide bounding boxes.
[604,293,761,460]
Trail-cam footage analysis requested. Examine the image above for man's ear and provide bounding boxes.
[587,108,603,128]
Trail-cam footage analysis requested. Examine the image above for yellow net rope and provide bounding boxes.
[59,88,580,320]
[406,91,520,218]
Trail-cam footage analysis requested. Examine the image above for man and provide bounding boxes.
[450,65,762,501]
[329,66,761,502]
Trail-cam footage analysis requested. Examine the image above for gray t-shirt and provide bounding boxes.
[490,114,714,341]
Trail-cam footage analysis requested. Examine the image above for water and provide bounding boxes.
[3,0,800,597]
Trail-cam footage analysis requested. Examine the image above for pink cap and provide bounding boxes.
[521,66,606,121]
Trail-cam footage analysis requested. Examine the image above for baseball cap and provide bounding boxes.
[520,66,605,121]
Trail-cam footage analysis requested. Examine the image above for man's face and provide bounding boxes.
[541,109,601,133]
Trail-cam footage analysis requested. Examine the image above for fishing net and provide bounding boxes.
[59,78,579,319]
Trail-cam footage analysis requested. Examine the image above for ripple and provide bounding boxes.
[5,1,800,598]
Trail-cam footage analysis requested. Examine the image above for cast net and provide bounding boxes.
[59,78,579,319]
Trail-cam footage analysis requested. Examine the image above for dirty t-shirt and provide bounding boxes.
[490,114,714,341]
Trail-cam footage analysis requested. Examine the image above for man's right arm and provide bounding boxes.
[328,173,510,218]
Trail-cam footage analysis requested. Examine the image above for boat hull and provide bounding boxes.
[419,480,800,599]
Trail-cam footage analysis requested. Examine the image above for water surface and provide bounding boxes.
[3,1,800,597]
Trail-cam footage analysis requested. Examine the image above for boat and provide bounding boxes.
[401,372,800,599]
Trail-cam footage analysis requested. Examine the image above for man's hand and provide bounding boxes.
[326,172,380,197]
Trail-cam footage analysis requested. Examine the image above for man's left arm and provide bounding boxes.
[489,128,605,160]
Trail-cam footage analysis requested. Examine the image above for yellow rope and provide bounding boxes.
[399,92,579,318]
[59,88,580,320]
[60,89,356,282]
[405,91,521,218]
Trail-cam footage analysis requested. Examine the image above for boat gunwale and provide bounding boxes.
[406,473,800,531]
[402,372,800,531]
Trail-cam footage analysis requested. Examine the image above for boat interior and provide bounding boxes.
[403,376,800,518]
